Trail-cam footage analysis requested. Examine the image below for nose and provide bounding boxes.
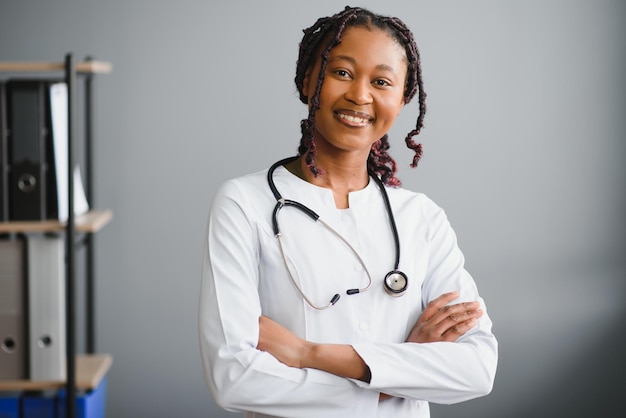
[345,78,372,105]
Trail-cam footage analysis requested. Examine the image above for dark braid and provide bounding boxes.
[381,16,427,170]
[295,6,427,186]
[296,7,358,176]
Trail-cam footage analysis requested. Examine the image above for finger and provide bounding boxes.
[419,291,459,323]
[434,301,481,326]
[424,305,481,339]
[441,317,479,341]
[446,307,483,324]
[438,307,483,341]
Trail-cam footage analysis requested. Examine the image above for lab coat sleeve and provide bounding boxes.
[351,198,498,404]
[198,180,378,417]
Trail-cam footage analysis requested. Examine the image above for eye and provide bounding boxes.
[333,69,351,79]
[373,79,391,87]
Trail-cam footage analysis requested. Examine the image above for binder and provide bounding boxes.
[0,237,27,380]
[0,82,8,221]
[26,234,66,381]
[6,80,49,221]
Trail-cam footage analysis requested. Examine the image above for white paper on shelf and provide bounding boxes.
[49,82,89,222]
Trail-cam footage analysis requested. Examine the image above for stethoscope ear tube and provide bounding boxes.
[276,231,342,310]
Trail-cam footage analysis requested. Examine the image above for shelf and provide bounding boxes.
[0,61,112,74]
[0,354,112,392]
[0,209,113,234]
[1,54,110,418]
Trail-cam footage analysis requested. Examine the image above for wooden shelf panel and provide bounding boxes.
[0,61,112,74]
[0,354,112,391]
[0,209,113,234]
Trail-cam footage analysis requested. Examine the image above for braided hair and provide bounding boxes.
[295,6,427,186]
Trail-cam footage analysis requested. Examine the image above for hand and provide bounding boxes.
[379,393,393,401]
[257,315,310,368]
[406,291,483,343]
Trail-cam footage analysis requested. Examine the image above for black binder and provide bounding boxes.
[0,82,8,222]
[6,80,50,221]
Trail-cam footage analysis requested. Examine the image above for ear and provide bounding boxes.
[301,69,312,99]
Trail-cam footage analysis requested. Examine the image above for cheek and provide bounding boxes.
[380,99,405,123]
[315,84,341,113]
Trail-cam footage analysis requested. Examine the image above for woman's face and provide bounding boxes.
[302,26,407,158]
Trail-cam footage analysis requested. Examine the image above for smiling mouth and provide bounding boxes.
[335,111,374,126]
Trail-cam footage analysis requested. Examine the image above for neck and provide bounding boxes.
[287,154,369,209]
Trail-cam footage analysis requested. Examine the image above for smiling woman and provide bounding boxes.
[198,6,497,418]
[299,26,408,193]
[295,7,426,187]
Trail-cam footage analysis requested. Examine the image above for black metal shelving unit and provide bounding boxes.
[0,53,112,418]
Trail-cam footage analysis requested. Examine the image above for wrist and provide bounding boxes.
[303,343,369,381]
[300,341,318,370]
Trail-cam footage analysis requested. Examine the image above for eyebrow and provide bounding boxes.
[329,55,397,73]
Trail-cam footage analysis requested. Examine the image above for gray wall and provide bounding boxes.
[1,1,624,417]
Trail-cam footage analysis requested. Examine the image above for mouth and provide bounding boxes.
[335,110,374,126]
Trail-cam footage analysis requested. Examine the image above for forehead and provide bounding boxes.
[331,26,407,65]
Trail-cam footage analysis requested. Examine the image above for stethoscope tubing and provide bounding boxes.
[368,170,401,271]
[267,156,406,309]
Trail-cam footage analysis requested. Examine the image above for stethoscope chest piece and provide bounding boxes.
[384,270,408,297]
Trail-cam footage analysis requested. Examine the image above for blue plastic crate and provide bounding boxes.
[56,377,108,418]
[0,394,20,418]
[0,377,107,418]
[23,391,57,418]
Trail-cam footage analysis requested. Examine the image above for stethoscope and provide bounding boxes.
[267,156,408,310]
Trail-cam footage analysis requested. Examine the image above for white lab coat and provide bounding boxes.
[199,165,498,418]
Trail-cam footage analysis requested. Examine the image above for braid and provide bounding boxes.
[368,135,400,187]
[296,7,359,176]
[380,16,427,169]
[295,7,427,185]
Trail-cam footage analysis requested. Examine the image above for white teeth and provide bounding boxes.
[338,113,369,124]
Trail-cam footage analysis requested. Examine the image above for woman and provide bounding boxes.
[199,6,497,418]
